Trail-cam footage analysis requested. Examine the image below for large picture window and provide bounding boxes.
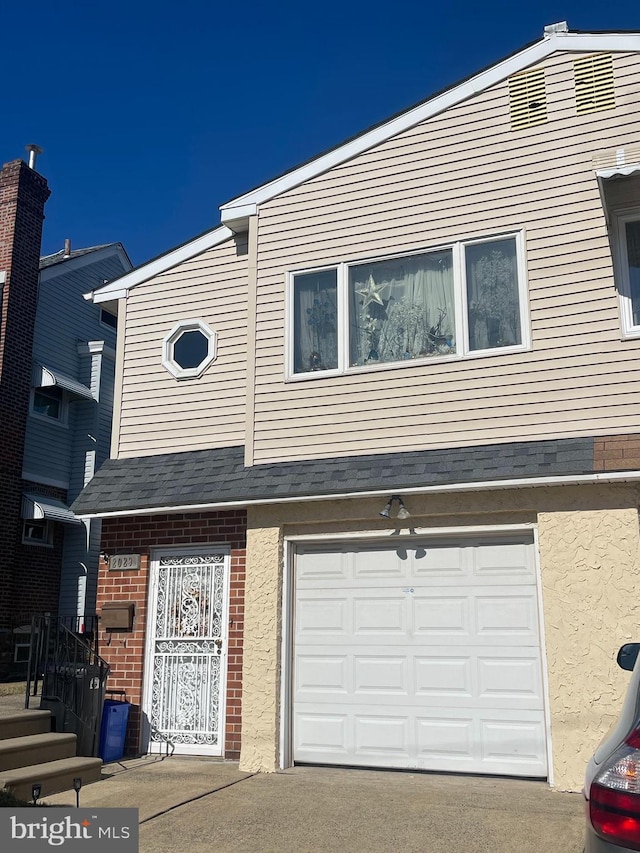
[349,250,455,367]
[289,234,528,377]
[616,212,640,335]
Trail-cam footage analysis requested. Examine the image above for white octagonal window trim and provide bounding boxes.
[162,319,217,380]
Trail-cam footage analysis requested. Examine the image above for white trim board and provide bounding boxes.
[89,226,234,303]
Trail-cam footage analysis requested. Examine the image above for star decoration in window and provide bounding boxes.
[356,275,386,308]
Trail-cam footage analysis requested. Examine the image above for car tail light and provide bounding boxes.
[590,729,640,850]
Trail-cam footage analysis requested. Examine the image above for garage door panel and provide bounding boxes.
[296,597,348,635]
[416,715,474,761]
[353,655,409,694]
[295,714,349,754]
[477,655,544,704]
[296,655,348,693]
[353,549,407,578]
[475,594,540,638]
[414,656,473,698]
[413,595,469,636]
[353,596,406,634]
[479,714,547,773]
[293,537,547,777]
[297,550,351,581]
[471,541,535,579]
[355,715,410,756]
[411,546,467,577]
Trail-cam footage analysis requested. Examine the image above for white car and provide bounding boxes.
[584,643,640,851]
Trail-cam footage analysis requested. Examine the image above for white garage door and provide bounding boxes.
[293,537,548,777]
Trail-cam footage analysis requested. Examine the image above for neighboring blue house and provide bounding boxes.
[17,242,132,634]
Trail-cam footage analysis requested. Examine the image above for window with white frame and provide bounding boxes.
[30,386,67,423]
[162,319,218,380]
[616,211,640,336]
[22,519,53,547]
[289,234,528,376]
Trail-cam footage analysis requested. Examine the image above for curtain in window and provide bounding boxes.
[349,250,455,366]
[626,221,640,326]
[465,238,521,350]
[293,269,338,373]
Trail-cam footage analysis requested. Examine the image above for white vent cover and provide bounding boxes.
[574,54,615,114]
[509,69,547,130]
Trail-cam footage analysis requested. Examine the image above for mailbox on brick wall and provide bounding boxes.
[101,601,135,631]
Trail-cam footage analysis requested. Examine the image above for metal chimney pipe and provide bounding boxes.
[64,239,71,257]
[25,144,43,170]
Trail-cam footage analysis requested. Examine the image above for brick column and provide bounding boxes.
[0,159,50,655]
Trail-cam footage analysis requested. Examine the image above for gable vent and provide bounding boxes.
[508,69,547,130]
[574,54,615,115]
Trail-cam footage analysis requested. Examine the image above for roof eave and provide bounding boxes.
[219,31,640,221]
[87,225,234,303]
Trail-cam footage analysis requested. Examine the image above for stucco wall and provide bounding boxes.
[538,507,640,791]
[240,485,640,790]
[239,523,283,771]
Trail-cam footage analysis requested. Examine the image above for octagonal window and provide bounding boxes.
[162,320,217,380]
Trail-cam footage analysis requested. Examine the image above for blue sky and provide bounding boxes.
[2,1,639,267]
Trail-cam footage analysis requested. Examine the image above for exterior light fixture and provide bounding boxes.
[73,776,82,808]
[379,495,411,519]
[31,783,42,805]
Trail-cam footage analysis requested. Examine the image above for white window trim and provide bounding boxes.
[162,319,218,380]
[29,387,69,427]
[22,519,54,548]
[285,231,530,381]
[614,208,640,339]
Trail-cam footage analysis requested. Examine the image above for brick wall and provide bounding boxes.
[0,159,50,637]
[594,435,640,471]
[97,509,246,759]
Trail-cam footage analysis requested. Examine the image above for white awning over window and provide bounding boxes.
[593,145,640,180]
[596,163,640,180]
[21,493,83,525]
[32,362,94,400]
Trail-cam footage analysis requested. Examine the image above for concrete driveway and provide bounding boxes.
[44,757,584,853]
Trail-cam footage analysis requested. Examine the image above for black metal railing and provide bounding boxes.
[25,616,110,757]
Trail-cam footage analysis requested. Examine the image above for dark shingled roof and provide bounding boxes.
[72,437,596,516]
[39,244,119,270]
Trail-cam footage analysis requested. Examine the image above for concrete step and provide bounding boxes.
[0,756,103,801]
[0,732,77,772]
[0,710,52,740]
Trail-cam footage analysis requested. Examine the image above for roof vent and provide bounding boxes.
[544,21,568,36]
[509,69,547,130]
[574,54,615,115]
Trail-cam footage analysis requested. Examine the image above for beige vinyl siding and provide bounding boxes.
[117,238,248,458]
[250,51,640,463]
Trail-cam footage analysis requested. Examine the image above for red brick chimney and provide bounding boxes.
[0,158,50,637]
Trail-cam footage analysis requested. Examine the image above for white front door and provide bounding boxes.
[293,536,548,777]
[144,547,229,756]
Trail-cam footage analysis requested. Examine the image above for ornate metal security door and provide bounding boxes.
[145,549,229,755]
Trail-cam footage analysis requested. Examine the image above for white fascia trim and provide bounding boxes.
[220,32,640,220]
[76,469,640,519]
[88,225,235,303]
[77,341,117,360]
